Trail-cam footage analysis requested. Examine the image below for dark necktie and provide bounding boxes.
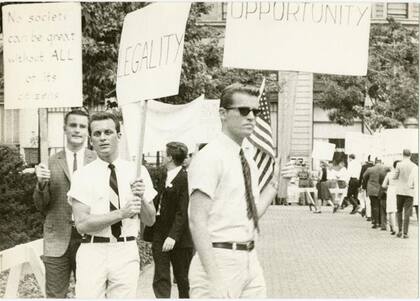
[73,153,77,172]
[108,163,122,238]
[239,149,259,232]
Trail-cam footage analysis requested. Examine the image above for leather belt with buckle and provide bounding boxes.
[212,241,255,251]
[81,235,136,243]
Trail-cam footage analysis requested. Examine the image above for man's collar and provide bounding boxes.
[220,133,242,154]
[96,156,122,169]
[65,146,85,156]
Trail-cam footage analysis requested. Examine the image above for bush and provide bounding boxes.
[0,145,42,251]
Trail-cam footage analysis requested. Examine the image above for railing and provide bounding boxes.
[0,239,45,298]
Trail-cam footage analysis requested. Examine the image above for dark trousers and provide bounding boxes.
[152,243,193,298]
[396,195,414,235]
[379,197,387,228]
[42,227,81,298]
[347,178,360,207]
[369,196,380,226]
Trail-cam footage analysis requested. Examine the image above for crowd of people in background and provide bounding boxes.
[292,149,419,239]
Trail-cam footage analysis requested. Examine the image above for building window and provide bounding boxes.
[328,138,345,150]
[387,3,408,19]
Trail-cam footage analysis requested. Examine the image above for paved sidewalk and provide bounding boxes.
[137,205,418,298]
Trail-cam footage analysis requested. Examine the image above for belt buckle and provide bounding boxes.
[110,236,117,243]
[246,241,252,250]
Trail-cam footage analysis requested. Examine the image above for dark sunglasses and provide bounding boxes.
[225,107,261,117]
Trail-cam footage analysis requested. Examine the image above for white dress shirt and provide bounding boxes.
[65,147,85,179]
[67,157,157,237]
[188,134,259,243]
[347,160,362,179]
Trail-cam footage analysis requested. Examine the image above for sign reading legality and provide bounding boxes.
[2,3,82,109]
[223,2,371,76]
[117,3,191,105]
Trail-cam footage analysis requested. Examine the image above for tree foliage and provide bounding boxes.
[316,18,419,131]
[0,145,41,250]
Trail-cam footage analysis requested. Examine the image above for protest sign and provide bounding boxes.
[116,3,191,105]
[223,2,371,75]
[2,3,82,109]
[312,140,336,160]
[121,96,221,163]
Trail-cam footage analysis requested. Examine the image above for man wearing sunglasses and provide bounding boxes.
[188,83,280,298]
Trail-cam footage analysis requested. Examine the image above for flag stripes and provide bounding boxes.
[248,78,275,192]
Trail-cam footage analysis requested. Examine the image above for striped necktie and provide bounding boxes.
[73,153,77,172]
[239,149,259,232]
[108,163,122,238]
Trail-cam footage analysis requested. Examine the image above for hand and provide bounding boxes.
[162,237,176,252]
[130,178,145,198]
[121,196,141,219]
[35,163,50,185]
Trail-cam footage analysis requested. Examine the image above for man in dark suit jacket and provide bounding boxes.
[363,158,387,230]
[33,109,96,298]
[151,142,193,298]
[359,156,374,220]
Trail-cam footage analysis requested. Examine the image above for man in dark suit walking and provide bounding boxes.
[363,158,387,230]
[33,109,96,298]
[151,142,193,298]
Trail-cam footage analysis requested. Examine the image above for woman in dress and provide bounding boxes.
[382,160,400,235]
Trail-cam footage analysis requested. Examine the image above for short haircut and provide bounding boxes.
[89,111,120,135]
[220,83,260,108]
[393,160,401,169]
[349,154,355,159]
[403,149,411,157]
[64,109,89,125]
[166,142,188,166]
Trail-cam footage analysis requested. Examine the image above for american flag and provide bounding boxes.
[248,78,275,192]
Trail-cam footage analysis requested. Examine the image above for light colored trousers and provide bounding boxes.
[360,189,372,217]
[75,240,139,298]
[189,247,266,298]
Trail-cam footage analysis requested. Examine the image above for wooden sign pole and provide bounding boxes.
[278,71,298,201]
[136,99,149,178]
[38,108,49,165]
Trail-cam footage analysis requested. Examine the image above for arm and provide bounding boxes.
[382,174,390,189]
[393,163,401,180]
[189,189,228,298]
[33,163,51,212]
[71,196,141,234]
[168,177,189,242]
[362,169,370,189]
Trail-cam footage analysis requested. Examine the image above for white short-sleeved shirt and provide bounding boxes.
[67,157,157,237]
[188,134,259,243]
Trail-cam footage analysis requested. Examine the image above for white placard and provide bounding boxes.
[116,3,191,105]
[223,2,371,76]
[312,140,336,160]
[3,3,82,109]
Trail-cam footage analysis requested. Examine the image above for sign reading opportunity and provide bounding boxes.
[2,3,83,109]
[223,2,371,76]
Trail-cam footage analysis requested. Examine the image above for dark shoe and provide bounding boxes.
[313,211,322,214]
[361,209,366,217]
[333,205,339,213]
[396,232,402,238]
[366,217,372,222]
[390,231,396,235]
[403,234,409,239]
[372,224,378,229]
[380,227,387,231]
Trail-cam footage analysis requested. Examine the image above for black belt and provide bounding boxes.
[81,235,136,243]
[212,241,254,251]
